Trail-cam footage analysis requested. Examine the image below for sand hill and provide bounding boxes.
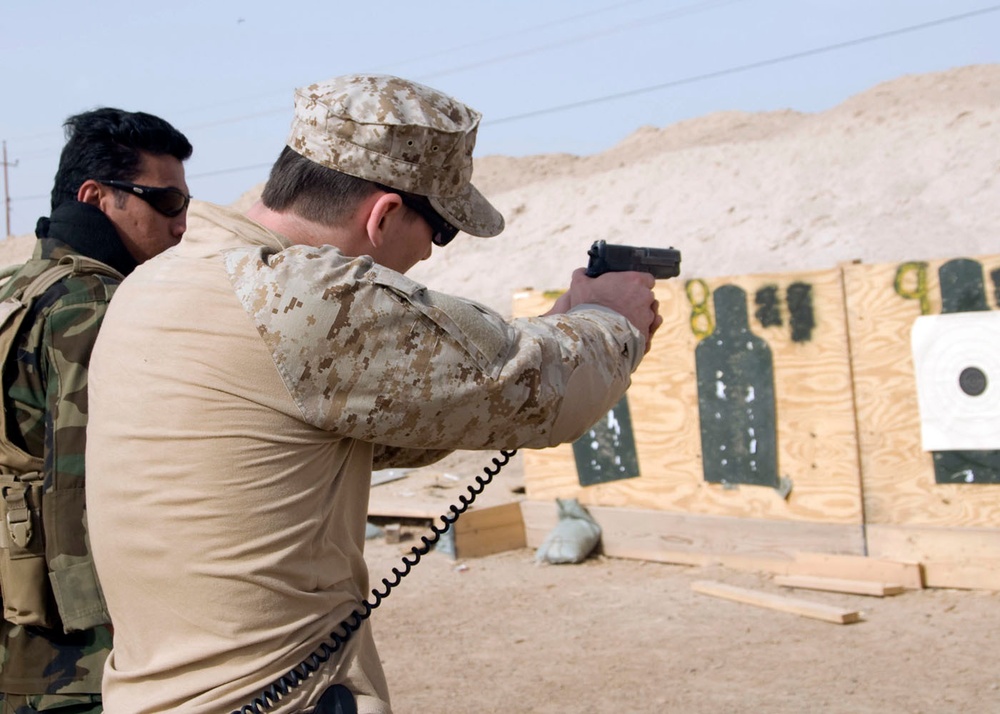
[5,64,998,317]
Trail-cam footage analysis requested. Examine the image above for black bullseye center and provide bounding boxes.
[959,366,987,397]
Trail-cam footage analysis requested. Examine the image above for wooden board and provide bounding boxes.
[520,500,864,567]
[788,551,923,590]
[867,524,1000,590]
[450,501,525,559]
[514,267,863,526]
[774,574,904,597]
[414,502,527,560]
[691,580,861,624]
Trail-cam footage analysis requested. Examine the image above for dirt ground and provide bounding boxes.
[362,452,1000,714]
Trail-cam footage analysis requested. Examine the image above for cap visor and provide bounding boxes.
[429,183,504,238]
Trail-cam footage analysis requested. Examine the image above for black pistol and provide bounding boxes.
[585,240,681,279]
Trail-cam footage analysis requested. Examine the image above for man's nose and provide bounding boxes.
[172,214,187,238]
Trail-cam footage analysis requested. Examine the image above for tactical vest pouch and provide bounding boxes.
[46,487,109,631]
[0,470,56,628]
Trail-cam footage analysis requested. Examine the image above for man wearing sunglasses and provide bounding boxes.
[85,74,661,714]
[0,107,191,714]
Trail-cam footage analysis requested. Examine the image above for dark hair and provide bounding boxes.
[260,146,382,226]
[50,108,193,211]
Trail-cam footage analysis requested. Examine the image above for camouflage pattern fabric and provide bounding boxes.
[0,238,118,703]
[287,73,504,238]
[0,692,101,714]
[225,241,642,448]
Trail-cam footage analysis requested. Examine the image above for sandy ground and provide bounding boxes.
[365,544,999,714]
[364,513,999,713]
[361,453,1000,714]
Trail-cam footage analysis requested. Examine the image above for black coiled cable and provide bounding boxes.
[232,448,518,714]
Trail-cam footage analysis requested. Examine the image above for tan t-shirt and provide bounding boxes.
[85,201,643,713]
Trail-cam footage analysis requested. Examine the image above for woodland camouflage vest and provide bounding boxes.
[0,254,121,630]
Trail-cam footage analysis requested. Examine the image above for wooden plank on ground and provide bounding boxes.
[775,574,904,597]
[789,551,923,589]
[867,524,1000,590]
[919,561,1000,591]
[691,580,861,624]
[375,502,526,560]
[452,502,526,559]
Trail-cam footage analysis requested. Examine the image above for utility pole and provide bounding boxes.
[2,141,18,238]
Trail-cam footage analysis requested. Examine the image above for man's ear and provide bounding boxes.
[77,179,105,208]
[364,192,404,250]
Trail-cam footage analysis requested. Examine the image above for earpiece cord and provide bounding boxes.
[233,449,519,714]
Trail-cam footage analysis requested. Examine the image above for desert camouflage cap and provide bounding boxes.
[287,74,504,238]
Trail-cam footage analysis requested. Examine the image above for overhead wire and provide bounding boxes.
[364,0,660,73]
[415,0,745,81]
[8,0,716,197]
[179,0,749,182]
[8,3,1000,196]
[485,3,1000,126]
[181,2,1000,181]
[2,0,686,144]
[180,0,744,133]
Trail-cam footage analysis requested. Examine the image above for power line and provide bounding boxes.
[152,2,1000,177]
[1,0,695,145]
[486,3,1000,126]
[5,2,999,217]
[189,162,273,180]
[176,0,746,134]
[365,0,659,73]
[185,108,288,132]
[140,0,668,126]
[416,0,745,81]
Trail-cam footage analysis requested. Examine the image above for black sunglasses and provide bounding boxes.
[378,186,459,247]
[98,179,191,218]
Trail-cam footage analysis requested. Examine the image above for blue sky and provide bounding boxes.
[2,0,999,237]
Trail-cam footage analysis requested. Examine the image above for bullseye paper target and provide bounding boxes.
[911,311,1000,451]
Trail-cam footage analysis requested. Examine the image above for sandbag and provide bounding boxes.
[534,498,601,565]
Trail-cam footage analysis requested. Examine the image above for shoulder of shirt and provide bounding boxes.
[3,252,119,314]
[184,200,291,253]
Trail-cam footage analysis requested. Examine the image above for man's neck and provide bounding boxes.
[41,201,138,276]
[245,201,368,254]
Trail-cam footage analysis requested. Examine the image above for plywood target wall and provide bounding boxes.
[843,254,1000,582]
[513,265,863,528]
